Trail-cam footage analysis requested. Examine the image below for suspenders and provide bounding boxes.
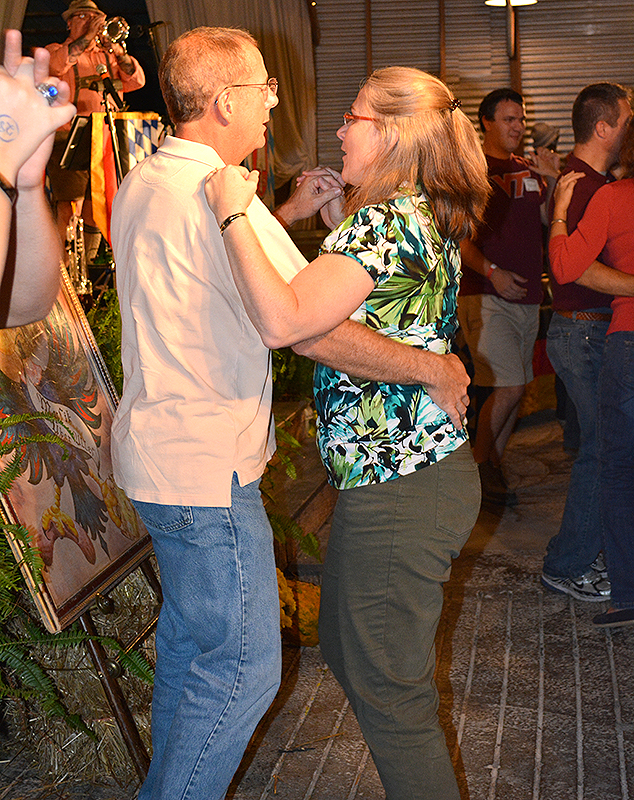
[72,59,121,106]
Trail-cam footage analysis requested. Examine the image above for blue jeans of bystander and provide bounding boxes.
[598,331,634,609]
[133,475,281,800]
[543,313,609,579]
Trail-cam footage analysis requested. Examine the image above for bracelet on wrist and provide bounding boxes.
[486,263,498,280]
[219,212,247,235]
[551,218,567,227]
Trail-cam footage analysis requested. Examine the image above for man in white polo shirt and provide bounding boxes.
[111,26,472,800]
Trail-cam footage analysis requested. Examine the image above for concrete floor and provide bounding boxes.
[227,410,634,800]
[2,410,633,799]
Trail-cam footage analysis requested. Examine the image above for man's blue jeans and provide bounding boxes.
[544,312,609,578]
[133,475,281,800]
[598,332,634,609]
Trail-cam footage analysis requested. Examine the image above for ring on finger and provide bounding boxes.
[36,83,59,105]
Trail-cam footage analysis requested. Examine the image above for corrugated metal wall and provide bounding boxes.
[314,0,634,167]
[371,0,440,72]
[444,0,508,133]
[520,0,634,152]
[314,0,441,168]
[314,0,369,169]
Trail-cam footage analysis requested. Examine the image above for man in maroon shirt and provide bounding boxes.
[542,83,633,601]
[459,89,549,507]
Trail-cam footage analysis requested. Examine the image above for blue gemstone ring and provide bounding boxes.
[35,83,59,105]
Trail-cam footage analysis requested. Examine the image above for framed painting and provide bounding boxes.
[0,270,151,633]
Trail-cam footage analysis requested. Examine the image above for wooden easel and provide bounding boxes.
[78,557,163,780]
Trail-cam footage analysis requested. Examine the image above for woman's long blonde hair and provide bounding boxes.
[345,67,490,241]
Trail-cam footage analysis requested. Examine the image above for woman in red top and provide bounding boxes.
[550,117,634,627]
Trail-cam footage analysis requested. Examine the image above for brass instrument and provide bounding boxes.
[66,202,92,304]
[97,16,130,51]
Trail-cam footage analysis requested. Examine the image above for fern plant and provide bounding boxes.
[86,287,123,396]
[261,426,322,562]
[272,347,315,401]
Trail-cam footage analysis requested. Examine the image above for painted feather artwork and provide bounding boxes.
[0,273,150,631]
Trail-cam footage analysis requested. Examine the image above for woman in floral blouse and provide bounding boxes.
[206,67,489,800]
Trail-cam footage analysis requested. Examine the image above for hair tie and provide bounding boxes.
[449,98,461,112]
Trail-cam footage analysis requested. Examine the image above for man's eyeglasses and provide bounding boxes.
[224,77,279,97]
[342,112,379,126]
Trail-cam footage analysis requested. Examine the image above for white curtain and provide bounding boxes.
[145,0,317,187]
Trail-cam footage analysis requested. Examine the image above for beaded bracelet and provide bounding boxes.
[219,212,247,235]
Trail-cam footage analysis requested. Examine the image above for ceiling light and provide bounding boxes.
[485,0,537,6]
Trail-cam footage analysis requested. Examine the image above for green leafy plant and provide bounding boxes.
[268,511,321,561]
[86,287,123,396]
[260,425,321,561]
[272,347,315,401]
[0,607,152,740]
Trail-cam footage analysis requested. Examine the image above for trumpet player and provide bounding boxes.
[46,0,145,260]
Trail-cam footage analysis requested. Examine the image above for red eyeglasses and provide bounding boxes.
[342,112,379,126]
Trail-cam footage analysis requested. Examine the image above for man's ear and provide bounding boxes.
[213,88,232,125]
[595,119,611,141]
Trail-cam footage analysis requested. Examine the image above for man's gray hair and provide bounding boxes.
[159,26,259,125]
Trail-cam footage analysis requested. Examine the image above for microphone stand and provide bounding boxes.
[102,90,124,187]
[145,24,163,75]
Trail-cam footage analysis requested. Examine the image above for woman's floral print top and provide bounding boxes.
[314,191,467,490]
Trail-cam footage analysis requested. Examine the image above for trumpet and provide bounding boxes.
[97,16,129,52]
[66,202,92,304]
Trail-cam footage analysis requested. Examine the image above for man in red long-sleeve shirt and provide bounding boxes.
[542,84,632,603]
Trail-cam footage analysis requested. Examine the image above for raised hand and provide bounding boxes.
[83,13,107,45]
[528,146,561,179]
[0,31,75,187]
[204,165,259,224]
[296,165,345,189]
[298,166,346,229]
[275,166,344,228]
[318,192,346,230]
[552,171,585,217]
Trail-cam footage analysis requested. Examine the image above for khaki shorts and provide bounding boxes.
[458,293,539,387]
